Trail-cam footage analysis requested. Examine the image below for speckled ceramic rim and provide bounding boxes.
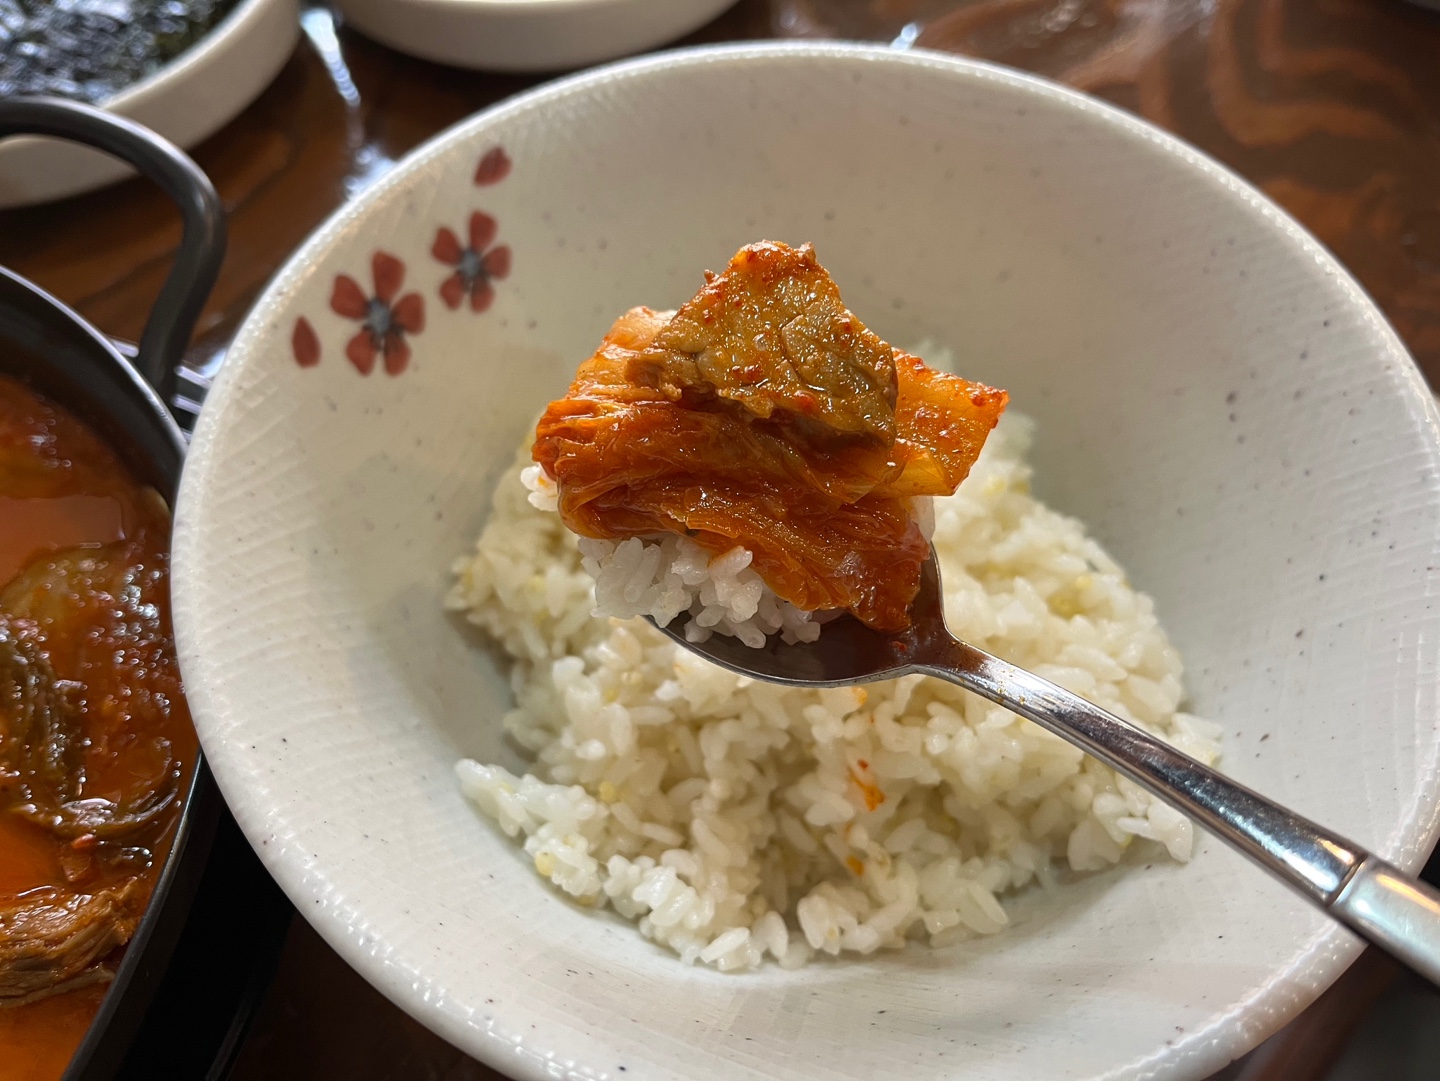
[177,42,1440,1081]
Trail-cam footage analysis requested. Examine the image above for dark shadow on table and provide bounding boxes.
[227,915,507,1081]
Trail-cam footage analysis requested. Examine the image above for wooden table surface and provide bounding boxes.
[3,1,1439,1078]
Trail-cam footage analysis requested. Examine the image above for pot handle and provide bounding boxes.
[0,97,225,411]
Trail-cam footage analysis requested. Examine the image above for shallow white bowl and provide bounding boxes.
[172,44,1440,1081]
[336,0,737,72]
[0,0,298,208]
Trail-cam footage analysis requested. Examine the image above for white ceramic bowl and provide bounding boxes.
[0,0,298,208]
[335,0,736,72]
[172,44,1440,1081]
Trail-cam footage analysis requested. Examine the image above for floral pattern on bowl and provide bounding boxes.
[290,147,512,373]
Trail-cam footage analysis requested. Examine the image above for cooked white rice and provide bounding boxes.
[447,413,1222,971]
[520,463,823,647]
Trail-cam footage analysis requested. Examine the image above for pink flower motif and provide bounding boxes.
[329,252,425,376]
[432,212,512,312]
[292,316,320,368]
[474,147,511,186]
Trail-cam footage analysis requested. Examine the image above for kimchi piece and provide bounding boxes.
[532,241,1008,631]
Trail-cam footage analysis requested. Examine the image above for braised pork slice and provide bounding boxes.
[0,882,143,1003]
[635,241,898,441]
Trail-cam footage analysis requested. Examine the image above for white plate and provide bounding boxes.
[0,0,299,208]
[335,0,737,72]
[172,44,1440,1081]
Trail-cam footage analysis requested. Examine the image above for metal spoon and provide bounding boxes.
[648,551,1440,986]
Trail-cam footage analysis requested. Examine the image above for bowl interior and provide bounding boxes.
[173,45,1440,1081]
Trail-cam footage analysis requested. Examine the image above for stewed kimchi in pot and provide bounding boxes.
[0,375,195,1081]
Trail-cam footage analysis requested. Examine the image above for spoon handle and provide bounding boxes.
[1330,859,1440,986]
[917,636,1440,986]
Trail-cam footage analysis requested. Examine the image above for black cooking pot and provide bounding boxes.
[0,98,292,1081]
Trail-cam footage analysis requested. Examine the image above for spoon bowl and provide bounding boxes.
[648,556,949,686]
